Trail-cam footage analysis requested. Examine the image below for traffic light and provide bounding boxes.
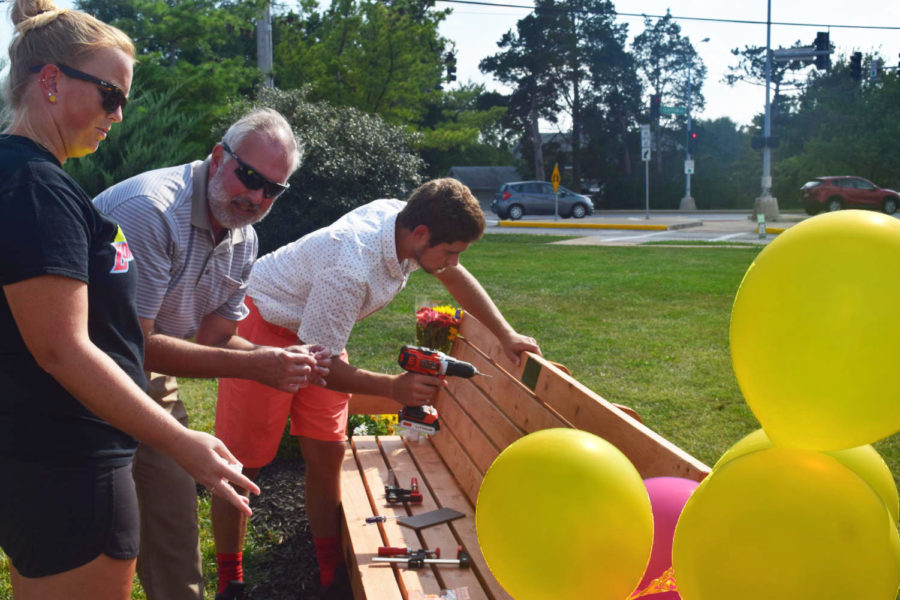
[869,58,883,81]
[688,130,698,154]
[814,32,830,70]
[649,94,661,122]
[444,51,457,82]
[850,52,862,81]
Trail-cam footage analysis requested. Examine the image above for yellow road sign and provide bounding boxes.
[551,163,560,194]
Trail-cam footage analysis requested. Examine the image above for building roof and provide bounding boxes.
[446,166,521,191]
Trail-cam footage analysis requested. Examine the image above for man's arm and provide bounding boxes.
[435,264,540,365]
[4,276,259,515]
[321,356,445,407]
[141,314,326,392]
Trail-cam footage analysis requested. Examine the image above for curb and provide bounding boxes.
[495,221,694,231]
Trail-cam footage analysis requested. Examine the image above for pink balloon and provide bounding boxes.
[637,477,700,598]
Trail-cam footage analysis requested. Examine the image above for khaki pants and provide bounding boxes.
[132,373,203,600]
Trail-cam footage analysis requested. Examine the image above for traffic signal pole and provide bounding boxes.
[755,0,780,221]
[680,68,695,210]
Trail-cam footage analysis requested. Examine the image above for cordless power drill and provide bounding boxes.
[396,345,487,435]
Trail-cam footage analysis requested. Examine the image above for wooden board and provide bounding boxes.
[340,442,404,600]
[403,437,513,600]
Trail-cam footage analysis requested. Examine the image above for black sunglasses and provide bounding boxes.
[30,63,128,114]
[221,142,290,199]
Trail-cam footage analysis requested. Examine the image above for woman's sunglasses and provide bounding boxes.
[221,142,290,199]
[29,63,128,114]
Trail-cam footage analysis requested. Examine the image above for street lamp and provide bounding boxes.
[680,37,709,211]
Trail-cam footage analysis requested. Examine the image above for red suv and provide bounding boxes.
[800,176,900,215]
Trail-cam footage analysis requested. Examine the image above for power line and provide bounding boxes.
[435,0,900,31]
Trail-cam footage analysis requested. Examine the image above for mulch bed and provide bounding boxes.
[241,456,353,600]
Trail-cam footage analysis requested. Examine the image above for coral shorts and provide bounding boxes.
[216,297,351,468]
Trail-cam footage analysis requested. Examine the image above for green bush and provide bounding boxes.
[219,87,425,254]
[64,67,206,197]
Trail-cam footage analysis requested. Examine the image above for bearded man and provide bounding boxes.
[93,108,328,600]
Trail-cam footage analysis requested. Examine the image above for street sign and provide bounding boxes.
[642,148,651,162]
[684,159,695,175]
[661,105,686,116]
[551,163,561,194]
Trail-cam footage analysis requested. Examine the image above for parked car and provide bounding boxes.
[799,176,900,215]
[490,180,594,220]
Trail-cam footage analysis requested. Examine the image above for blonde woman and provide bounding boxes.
[0,2,259,598]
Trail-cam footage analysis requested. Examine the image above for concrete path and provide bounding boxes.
[485,211,809,246]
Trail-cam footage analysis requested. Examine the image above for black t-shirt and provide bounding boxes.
[0,135,145,466]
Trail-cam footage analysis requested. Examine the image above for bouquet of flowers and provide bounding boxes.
[416,305,463,353]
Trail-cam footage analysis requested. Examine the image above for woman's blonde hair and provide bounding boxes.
[3,0,135,121]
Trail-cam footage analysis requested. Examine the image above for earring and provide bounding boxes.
[48,93,56,103]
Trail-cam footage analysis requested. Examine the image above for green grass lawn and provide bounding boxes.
[1,233,897,598]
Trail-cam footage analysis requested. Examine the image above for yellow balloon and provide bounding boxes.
[730,210,900,450]
[475,429,653,600]
[715,429,899,524]
[673,447,900,600]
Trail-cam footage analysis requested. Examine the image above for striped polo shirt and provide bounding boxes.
[93,160,256,340]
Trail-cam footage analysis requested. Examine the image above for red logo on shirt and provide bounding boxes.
[110,226,134,273]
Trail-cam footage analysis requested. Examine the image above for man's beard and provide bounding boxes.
[207,170,273,230]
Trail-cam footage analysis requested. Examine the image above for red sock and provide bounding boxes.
[216,552,243,594]
[313,535,343,587]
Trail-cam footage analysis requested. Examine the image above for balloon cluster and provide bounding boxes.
[673,210,900,599]
[475,212,900,599]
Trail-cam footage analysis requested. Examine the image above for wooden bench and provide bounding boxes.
[340,314,711,600]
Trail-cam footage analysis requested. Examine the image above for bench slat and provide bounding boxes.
[403,438,514,600]
[340,442,405,600]
[455,316,710,481]
[352,437,443,598]
[452,342,568,433]
[428,423,484,507]
[378,437,487,596]
[435,387,501,476]
[525,353,710,481]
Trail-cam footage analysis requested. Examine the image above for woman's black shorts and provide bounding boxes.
[0,458,139,578]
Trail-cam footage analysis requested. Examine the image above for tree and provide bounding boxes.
[273,0,450,124]
[65,71,205,197]
[771,55,900,205]
[482,0,635,186]
[416,84,516,178]
[632,11,707,177]
[541,0,633,187]
[724,42,811,125]
[219,87,424,253]
[76,0,266,146]
[480,10,559,179]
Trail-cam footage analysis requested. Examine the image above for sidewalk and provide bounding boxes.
[487,210,807,235]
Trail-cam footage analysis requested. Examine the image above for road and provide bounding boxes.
[484,211,808,246]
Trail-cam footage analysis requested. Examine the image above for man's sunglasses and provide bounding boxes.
[221,142,290,199]
[29,63,128,114]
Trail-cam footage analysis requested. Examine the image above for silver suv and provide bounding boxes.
[490,181,594,220]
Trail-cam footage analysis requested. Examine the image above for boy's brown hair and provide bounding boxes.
[397,178,485,246]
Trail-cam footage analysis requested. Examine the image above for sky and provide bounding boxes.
[437,0,900,128]
[3,0,899,129]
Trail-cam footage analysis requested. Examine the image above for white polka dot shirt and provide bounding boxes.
[248,199,418,355]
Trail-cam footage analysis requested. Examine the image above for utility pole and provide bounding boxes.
[754,0,779,221]
[256,1,273,88]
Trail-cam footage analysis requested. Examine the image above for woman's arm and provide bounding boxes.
[3,274,260,514]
